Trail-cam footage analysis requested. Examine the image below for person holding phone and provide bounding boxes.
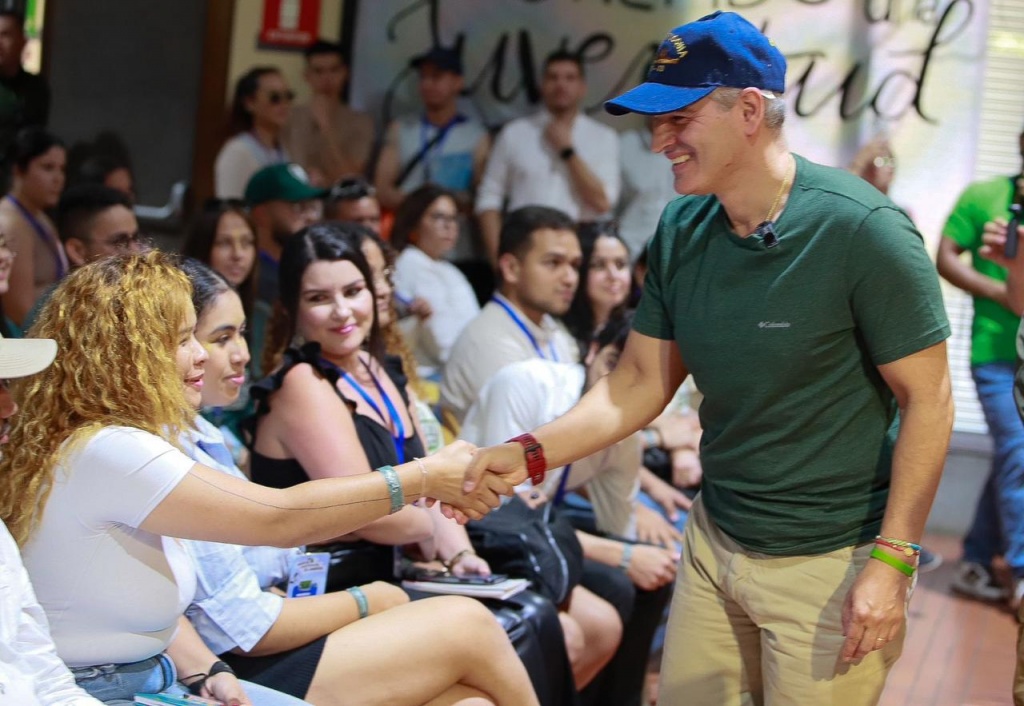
[937,127,1024,610]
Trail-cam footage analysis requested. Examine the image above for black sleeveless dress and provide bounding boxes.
[249,342,425,489]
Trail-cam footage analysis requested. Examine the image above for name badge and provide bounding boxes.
[286,552,330,598]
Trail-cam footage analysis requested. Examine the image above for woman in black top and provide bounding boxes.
[251,222,489,574]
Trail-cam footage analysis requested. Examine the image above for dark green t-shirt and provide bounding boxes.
[942,176,1019,365]
[634,154,950,555]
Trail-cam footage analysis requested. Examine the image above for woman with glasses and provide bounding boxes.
[0,127,67,331]
[390,184,480,374]
[215,67,294,200]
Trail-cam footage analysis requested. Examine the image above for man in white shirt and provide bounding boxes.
[476,50,620,263]
[441,205,581,424]
[0,333,103,705]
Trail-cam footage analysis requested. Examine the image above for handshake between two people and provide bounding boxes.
[420,440,532,524]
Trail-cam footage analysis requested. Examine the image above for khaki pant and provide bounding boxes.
[659,497,904,706]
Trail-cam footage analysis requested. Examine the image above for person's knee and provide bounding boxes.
[558,612,586,667]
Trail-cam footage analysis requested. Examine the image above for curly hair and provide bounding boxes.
[0,251,194,546]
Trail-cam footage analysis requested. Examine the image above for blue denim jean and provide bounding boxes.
[72,652,310,705]
[963,362,1024,578]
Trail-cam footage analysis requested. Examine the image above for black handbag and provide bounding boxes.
[466,496,585,606]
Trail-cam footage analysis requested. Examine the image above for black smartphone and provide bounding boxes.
[1006,204,1021,259]
[413,570,509,585]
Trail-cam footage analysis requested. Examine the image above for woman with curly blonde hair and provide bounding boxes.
[0,251,529,705]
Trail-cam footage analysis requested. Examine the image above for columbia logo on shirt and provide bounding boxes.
[758,321,791,329]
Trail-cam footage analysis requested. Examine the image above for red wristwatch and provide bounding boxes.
[507,433,547,486]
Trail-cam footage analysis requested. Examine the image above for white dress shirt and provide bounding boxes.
[617,127,679,258]
[393,245,481,371]
[440,293,579,424]
[475,110,620,220]
[0,521,103,705]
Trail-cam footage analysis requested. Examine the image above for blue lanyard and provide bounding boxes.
[7,194,66,279]
[418,114,466,180]
[491,297,558,362]
[323,357,407,464]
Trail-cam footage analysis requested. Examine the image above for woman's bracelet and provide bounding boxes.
[376,465,404,514]
[346,586,370,618]
[444,548,475,572]
[619,543,634,571]
[414,457,428,500]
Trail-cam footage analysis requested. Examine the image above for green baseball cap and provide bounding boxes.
[244,163,327,205]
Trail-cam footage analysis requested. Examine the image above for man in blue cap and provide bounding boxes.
[462,11,953,704]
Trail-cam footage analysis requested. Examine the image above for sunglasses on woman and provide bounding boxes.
[267,90,296,105]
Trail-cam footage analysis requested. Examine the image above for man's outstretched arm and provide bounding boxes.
[463,330,688,491]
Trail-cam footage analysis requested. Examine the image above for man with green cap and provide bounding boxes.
[245,162,326,377]
[460,11,953,704]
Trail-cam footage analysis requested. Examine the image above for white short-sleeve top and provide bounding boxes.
[21,427,197,668]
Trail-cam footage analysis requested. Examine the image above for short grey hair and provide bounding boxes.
[710,87,786,131]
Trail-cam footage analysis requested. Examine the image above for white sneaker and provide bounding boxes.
[950,561,1008,601]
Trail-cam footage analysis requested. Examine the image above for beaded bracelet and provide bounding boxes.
[376,465,404,514]
[346,586,370,619]
[870,546,916,577]
[874,538,920,558]
[875,535,921,552]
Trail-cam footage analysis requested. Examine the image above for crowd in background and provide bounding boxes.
[1,7,1023,706]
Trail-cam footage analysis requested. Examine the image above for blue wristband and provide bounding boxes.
[346,586,370,618]
[376,465,404,515]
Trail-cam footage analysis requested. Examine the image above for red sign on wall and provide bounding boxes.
[259,0,321,49]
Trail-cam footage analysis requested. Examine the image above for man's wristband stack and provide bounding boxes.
[376,465,404,514]
[869,546,916,577]
[507,433,547,486]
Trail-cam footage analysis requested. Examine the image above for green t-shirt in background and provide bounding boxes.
[942,176,1018,365]
[635,154,950,556]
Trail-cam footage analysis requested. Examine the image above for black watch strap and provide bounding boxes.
[559,146,575,161]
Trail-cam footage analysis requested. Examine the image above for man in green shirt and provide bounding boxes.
[937,144,1024,608]
[460,11,953,705]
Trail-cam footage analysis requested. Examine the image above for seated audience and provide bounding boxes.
[283,40,374,186]
[22,183,144,332]
[1,127,66,330]
[0,331,104,705]
[324,176,382,232]
[462,314,677,705]
[441,206,581,425]
[65,131,135,201]
[391,184,481,373]
[253,223,486,575]
[216,68,294,199]
[246,163,326,378]
[563,222,631,354]
[180,258,536,705]
[0,250,519,704]
[183,198,257,318]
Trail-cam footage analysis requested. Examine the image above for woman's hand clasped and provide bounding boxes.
[421,441,514,523]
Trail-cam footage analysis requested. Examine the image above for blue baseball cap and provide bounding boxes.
[605,11,786,116]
